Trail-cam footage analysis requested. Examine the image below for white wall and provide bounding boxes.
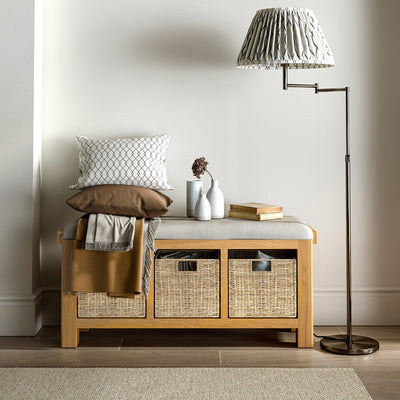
[40,0,400,325]
[0,0,42,335]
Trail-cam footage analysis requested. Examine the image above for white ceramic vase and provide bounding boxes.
[186,180,203,217]
[195,193,211,221]
[206,179,224,219]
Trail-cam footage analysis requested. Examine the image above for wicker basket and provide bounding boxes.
[155,258,220,318]
[77,292,146,318]
[228,258,297,318]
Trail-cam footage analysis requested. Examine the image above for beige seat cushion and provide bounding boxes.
[61,215,313,241]
[156,216,313,240]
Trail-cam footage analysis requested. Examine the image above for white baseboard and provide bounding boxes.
[2,286,399,335]
[0,288,44,336]
[314,287,400,325]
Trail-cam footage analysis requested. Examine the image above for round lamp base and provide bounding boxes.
[320,335,379,355]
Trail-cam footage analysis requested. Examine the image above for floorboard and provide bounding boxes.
[0,326,399,400]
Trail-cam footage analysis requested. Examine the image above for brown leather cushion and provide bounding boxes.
[66,185,173,217]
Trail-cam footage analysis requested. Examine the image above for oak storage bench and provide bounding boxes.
[59,216,316,348]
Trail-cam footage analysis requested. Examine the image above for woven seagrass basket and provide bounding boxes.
[77,292,146,318]
[155,258,220,318]
[228,258,297,318]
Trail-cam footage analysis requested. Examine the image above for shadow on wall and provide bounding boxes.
[131,27,235,68]
[40,137,79,286]
[365,1,400,320]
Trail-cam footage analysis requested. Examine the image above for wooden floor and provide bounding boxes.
[0,326,399,400]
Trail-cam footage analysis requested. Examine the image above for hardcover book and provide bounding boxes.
[229,202,283,214]
[228,211,284,221]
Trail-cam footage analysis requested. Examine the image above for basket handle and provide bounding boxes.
[251,259,272,272]
[177,260,197,272]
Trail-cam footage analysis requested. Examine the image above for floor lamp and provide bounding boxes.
[237,7,379,355]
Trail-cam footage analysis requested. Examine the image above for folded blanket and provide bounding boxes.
[85,214,136,252]
[141,217,161,297]
[70,215,160,299]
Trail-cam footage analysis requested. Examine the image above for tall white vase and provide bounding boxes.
[195,193,211,221]
[206,179,224,219]
[186,180,203,217]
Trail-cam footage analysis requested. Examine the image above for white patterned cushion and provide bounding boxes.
[69,135,173,190]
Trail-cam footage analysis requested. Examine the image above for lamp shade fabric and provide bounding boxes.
[237,8,335,69]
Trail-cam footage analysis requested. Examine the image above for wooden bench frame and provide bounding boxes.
[59,230,316,348]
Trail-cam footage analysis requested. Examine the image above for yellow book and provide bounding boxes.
[230,202,283,214]
[229,211,284,221]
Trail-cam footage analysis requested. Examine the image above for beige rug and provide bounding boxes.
[0,367,371,400]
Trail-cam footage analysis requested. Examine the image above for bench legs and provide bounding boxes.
[61,240,79,348]
[296,240,314,347]
[61,292,79,348]
[61,324,79,348]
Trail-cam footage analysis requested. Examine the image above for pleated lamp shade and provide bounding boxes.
[237,8,335,69]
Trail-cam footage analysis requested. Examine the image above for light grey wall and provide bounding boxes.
[0,0,42,334]
[41,0,400,324]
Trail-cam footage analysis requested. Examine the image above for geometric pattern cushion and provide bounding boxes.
[69,135,173,190]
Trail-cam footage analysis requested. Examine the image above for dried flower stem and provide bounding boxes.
[205,169,214,180]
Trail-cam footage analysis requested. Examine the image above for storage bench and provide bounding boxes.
[59,216,316,348]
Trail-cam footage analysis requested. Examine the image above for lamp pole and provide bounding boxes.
[282,65,378,355]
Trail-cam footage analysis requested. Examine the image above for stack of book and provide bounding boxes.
[228,202,283,221]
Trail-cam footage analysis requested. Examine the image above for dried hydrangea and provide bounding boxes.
[192,157,214,179]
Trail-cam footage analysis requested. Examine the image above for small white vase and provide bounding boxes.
[186,180,203,217]
[206,179,224,219]
[195,193,211,221]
